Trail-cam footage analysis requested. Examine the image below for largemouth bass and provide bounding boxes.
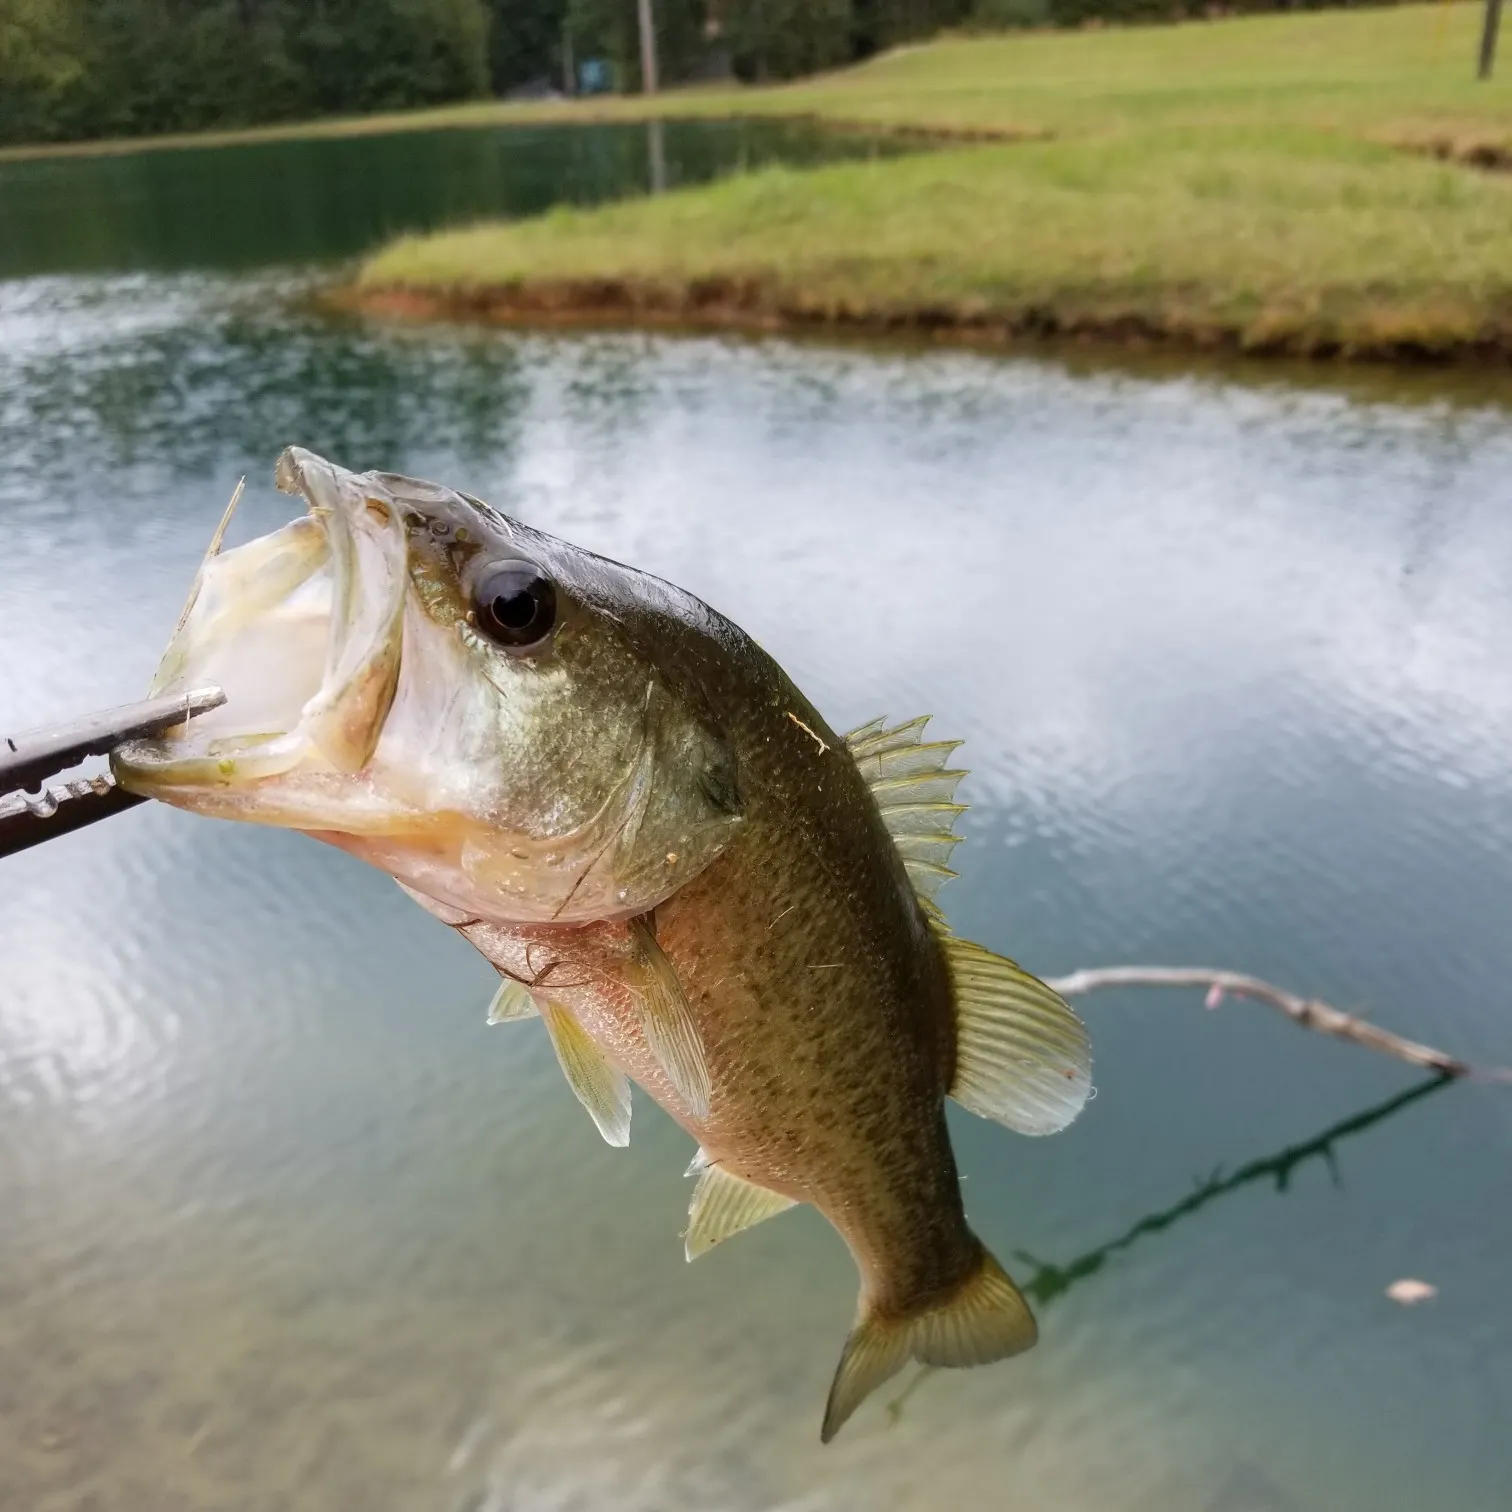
[114,449,1092,1440]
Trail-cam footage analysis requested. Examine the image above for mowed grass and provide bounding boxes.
[355,6,1512,357]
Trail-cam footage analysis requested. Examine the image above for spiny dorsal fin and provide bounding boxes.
[486,978,539,1023]
[626,915,711,1119]
[941,935,1091,1137]
[844,715,966,903]
[684,1162,796,1261]
[539,999,632,1148]
[822,1240,1035,1442]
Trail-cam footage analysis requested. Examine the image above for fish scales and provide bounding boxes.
[469,670,973,1316]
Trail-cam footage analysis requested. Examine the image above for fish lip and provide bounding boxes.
[113,448,410,792]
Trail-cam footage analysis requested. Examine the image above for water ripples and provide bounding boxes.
[3,271,1512,1509]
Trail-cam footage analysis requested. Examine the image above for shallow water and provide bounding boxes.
[2,125,1512,1512]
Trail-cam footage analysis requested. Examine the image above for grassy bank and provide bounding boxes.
[344,6,1512,362]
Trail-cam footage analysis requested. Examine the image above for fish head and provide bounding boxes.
[113,448,743,924]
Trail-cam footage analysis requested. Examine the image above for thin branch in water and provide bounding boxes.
[1014,1072,1455,1311]
[1043,965,1512,1084]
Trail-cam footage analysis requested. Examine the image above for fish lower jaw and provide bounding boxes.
[114,729,308,794]
[113,607,405,798]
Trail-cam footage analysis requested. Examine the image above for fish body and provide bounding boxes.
[460,678,972,1317]
[114,450,1091,1439]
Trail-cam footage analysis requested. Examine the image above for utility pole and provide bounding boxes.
[648,119,667,194]
[637,0,659,93]
[1481,0,1504,77]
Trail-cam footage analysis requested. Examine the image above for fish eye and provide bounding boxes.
[472,559,558,651]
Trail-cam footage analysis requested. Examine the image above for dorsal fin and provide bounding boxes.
[684,1162,796,1260]
[845,715,1090,1132]
[940,935,1091,1137]
[844,715,967,902]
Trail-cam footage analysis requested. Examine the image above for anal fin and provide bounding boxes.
[822,1241,1036,1443]
[685,1163,796,1260]
[540,999,632,1148]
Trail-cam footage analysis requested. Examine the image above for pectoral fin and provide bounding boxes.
[486,978,538,1023]
[684,1163,796,1260]
[540,999,632,1148]
[626,915,711,1118]
[942,935,1091,1136]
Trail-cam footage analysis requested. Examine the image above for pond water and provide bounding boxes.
[0,117,905,278]
[2,124,1511,1512]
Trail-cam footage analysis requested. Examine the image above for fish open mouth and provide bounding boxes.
[114,447,744,924]
[114,448,409,796]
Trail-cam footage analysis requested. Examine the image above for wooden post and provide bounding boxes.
[1481,0,1504,78]
[637,0,659,93]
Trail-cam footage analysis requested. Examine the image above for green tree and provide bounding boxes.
[488,0,570,94]
[0,0,492,146]
[853,0,971,57]
[0,0,88,140]
[289,0,490,113]
[722,0,851,81]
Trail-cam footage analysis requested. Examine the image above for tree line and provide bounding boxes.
[0,0,979,145]
[0,0,1376,147]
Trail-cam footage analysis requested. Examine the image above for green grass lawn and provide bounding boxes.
[350,6,1512,359]
[22,5,1501,360]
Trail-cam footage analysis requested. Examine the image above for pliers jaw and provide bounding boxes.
[0,687,225,860]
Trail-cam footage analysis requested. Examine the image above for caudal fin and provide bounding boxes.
[820,1241,1037,1443]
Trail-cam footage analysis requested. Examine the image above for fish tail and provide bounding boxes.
[820,1237,1037,1443]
